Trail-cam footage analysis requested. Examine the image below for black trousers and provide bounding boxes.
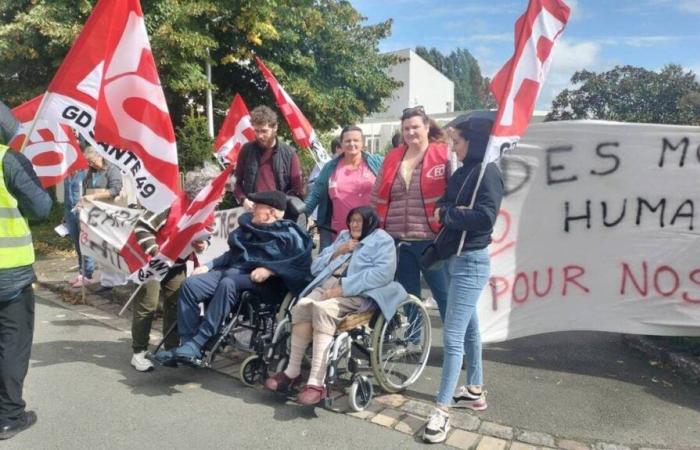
[0,285,34,423]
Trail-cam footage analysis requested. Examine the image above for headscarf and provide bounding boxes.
[346,205,380,241]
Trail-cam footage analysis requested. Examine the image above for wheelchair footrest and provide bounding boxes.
[175,355,207,368]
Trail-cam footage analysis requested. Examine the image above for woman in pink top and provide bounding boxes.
[304,125,384,249]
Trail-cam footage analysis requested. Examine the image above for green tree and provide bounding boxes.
[176,112,213,172]
[415,46,495,110]
[0,0,400,167]
[546,65,700,125]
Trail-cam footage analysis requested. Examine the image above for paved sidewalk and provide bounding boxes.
[34,255,700,450]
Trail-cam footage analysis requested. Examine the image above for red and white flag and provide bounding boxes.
[28,0,179,212]
[132,165,232,284]
[214,94,255,167]
[9,95,88,188]
[485,0,571,163]
[255,56,330,165]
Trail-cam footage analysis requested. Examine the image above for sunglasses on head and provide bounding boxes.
[402,105,425,115]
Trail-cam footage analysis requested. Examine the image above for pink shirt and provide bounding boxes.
[328,159,376,234]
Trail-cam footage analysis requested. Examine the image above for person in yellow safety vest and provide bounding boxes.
[0,119,52,440]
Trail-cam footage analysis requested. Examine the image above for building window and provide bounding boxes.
[364,135,380,153]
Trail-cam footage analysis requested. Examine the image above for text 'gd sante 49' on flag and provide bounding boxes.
[28,0,179,213]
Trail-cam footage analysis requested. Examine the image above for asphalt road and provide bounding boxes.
[409,313,700,448]
[7,291,700,449]
[6,295,444,450]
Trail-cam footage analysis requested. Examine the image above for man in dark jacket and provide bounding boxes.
[233,106,304,209]
[0,107,52,440]
[160,190,312,364]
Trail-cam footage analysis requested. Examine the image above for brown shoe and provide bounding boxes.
[297,384,326,405]
[265,372,300,393]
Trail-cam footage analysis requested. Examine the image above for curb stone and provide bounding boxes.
[478,421,513,440]
[34,283,667,450]
[515,429,556,447]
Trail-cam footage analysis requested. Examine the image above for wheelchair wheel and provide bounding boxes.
[370,295,431,393]
[348,375,374,412]
[240,355,265,387]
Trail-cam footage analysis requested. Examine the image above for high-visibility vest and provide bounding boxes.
[0,145,35,269]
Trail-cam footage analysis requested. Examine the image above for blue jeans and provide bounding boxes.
[177,268,257,348]
[436,248,490,406]
[396,239,449,321]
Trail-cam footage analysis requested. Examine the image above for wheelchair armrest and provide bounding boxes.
[337,308,377,332]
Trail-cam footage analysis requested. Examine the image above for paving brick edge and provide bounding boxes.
[36,282,676,450]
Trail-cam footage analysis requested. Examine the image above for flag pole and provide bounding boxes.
[118,283,143,316]
[18,92,52,153]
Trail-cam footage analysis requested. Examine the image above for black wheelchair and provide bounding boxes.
[239,293,432,412]
[147,195,307,370]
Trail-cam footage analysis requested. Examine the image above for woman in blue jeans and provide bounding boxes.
[422,113,504,444]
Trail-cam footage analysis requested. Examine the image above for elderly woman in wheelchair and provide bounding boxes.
[264,205,430,406]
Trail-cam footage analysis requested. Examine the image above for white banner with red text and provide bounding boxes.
[480,120,700,342]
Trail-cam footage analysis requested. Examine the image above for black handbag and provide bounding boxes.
[419,164,481,270]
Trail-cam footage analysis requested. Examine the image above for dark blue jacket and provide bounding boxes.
[436,116,504,254]
[207,213,312,295]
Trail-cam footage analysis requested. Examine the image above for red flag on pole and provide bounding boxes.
[457,0,570,253]
[214,94,255,168]
[9,95,88,188]
[132,165,232,284]
[255,56,330,165]
[484,0,571,163]
[29,0,179,212]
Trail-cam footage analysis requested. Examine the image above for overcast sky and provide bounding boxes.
[351,0,700,109]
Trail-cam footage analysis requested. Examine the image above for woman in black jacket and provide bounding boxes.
[423,114,504,444]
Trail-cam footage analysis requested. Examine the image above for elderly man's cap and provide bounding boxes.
[248,190,288,211]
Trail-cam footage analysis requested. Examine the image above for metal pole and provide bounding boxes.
[118,283,144,317]
[81,254,86,305]
[206,50,214,139]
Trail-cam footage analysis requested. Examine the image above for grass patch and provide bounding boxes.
[29,200,75,257]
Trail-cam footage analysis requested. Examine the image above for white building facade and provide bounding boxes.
[376,49,455,120]
[357,49,455,153]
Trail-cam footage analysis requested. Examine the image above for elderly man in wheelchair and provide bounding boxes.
[264,205,420,406]
[153,190,312,365]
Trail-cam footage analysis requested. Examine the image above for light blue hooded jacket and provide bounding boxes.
[300,228,407,320]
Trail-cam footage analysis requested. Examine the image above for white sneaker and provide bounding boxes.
[423,407,450,443]
[130,351,154,372]
[453,386,488,411]
[425,297,439,310]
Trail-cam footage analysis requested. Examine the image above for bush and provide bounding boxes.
[176,112,214,172]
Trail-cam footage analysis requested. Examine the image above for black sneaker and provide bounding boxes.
[423,407,450,443]
[0,411,37,440]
